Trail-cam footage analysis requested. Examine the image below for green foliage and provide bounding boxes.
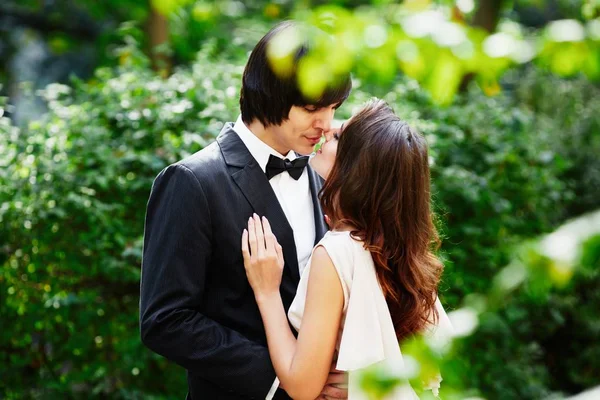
[1,36,599,399]
[509,67,600,218]
[449,212,600,399]
[0,40,241,399]
[2,0,599,106]
[286,4,600,104]
[426,91,569,302]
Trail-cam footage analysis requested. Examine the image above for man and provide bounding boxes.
[140,21,351,399]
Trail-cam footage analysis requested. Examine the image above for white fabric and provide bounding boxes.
[265,376,279,400]
[288,230,452,399]
[232,116,316,400]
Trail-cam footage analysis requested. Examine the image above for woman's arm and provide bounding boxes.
[243,215,344,400]
[258,246,344,399]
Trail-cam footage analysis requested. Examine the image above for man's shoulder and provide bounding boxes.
[158,122,244,186]
[176,140,223,175]
[175,122,238,179]
[152,140,228,192]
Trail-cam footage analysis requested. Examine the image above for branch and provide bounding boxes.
[146,5,172,76]
[459,0,506,92]
[471,0,505,33]
[0,4,101,41]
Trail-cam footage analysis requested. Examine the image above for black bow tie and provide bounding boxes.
[265,154,309,180]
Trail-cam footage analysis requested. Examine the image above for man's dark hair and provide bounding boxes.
[240,21,352,127]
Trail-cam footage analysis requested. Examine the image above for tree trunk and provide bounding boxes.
[472,0,505,33]
[459,0,506,92]
[147,4,171,77]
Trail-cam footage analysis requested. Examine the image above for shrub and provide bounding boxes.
[0,41,596,399]
[0,42,242,398]
[509,67,600,219]
[453,214,600,399]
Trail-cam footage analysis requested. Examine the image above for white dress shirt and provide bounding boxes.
[232,116,316,399]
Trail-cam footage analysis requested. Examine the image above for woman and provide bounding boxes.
[242,99,452,399]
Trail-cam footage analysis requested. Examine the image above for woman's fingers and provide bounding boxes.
[248,217,258,258]
[243,214,285,295]
[241,229,250,264]
[275,242,284,268]
[247,214,281,265]
[264,216,284,268]
[262,216,277,253]
[253,214,265,258]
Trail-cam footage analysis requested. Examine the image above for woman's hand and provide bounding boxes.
[241,214,284,300]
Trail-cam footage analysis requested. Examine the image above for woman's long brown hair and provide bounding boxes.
[320,99,443,341]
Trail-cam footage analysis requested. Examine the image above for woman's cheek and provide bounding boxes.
[321,145,337,177]
[327,143,338,163]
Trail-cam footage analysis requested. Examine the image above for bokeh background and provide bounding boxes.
[1,0,599,399]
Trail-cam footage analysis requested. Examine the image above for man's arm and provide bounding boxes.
[140,164,276,398]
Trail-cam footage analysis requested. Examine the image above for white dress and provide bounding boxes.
[288,230,453,399]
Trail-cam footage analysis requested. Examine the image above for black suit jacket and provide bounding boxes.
[140,123,327,399]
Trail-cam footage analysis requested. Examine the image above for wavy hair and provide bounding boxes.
[320,99,443,341]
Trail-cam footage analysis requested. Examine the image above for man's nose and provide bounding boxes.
[314,108,335,131]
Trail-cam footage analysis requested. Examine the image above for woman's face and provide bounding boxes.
[309,123,344,179]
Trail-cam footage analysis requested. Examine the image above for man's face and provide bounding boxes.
[270,104,339,156]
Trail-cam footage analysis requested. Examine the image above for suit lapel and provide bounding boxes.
[218,124,300,283]
[307,165,328,245]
